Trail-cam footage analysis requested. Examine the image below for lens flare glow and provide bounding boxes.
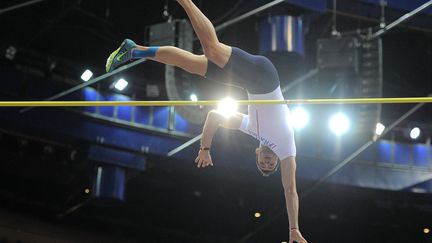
[329,113,350,136]
[291,107,309,130]
[217,97,238,117]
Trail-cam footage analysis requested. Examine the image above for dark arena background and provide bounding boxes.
[1,0,432,242]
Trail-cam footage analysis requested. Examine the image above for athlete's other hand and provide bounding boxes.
[289,229,307,243]
[195,150,213,168]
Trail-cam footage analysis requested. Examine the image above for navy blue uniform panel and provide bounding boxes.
[205,47,280,94]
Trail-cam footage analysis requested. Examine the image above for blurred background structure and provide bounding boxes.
[0,0,432,242]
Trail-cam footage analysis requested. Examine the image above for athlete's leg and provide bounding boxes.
[134,45,208,76]
[106,39,208,76]
[177,0,231,68]
[135,45,279,94]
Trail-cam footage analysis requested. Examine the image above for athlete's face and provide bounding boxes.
[255,145,279,172]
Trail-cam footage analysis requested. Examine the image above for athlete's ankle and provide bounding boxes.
[131,46,160,59]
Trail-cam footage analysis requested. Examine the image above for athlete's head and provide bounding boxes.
[255,145,279,176]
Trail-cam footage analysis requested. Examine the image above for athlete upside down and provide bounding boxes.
[106,1,307,242]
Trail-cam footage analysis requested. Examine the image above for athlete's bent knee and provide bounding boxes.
[203,45,219,60]
[203,43,231,68]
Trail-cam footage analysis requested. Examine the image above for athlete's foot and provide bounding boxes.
[105,39,137,73]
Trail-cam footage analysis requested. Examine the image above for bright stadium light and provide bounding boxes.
[5,46,17,60]
[410,127,421,140]
[375,122,385,136]
[291,107,309,130]
[80,69,93,82]
[113,78,128,91]
[217,97,238,117]
[190,93,198,102]
[329,113,350,136]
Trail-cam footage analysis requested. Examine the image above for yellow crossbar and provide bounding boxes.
[0,97,431,107]
[0,97,432,107]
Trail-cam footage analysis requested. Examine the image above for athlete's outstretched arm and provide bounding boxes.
[195,110,245,168]
[281,157,308,243]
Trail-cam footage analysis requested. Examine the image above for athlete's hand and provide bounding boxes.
[289,229,307,243]
[195,150,213,168]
